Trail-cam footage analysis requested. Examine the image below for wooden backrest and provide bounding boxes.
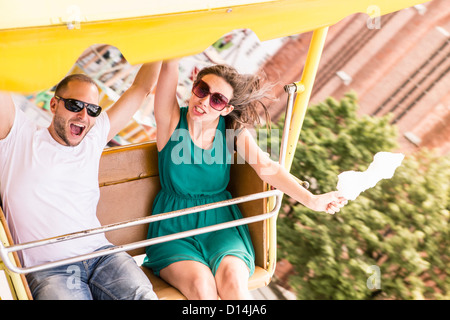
[96,141,268,269]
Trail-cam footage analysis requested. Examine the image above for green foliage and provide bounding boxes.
[270,93,449,299]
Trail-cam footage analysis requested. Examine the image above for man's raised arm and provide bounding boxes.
[0,92,15,140]
[106,61,162,142]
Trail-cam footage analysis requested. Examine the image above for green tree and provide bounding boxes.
[269,93,449,299]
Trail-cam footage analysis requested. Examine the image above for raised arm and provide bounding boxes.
[106,61,161,142]
[236,129,347,214]
[0,92,15,140]
[153,59,182,151]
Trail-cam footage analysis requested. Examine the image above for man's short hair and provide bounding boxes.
[54,74,98,96]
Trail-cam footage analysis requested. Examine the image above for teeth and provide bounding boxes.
[73,123,85,128]
[195,106,205,114]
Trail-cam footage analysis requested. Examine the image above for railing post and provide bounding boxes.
[285,26,329,172]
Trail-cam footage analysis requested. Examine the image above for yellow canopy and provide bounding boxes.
[0,0,425,92]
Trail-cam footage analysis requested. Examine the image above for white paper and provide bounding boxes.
[337,152,404,200]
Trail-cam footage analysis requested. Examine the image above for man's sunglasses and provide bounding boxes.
[192,79,230,111]
[55,96,102,117]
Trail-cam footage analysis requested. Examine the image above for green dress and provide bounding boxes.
[143,107,255,277]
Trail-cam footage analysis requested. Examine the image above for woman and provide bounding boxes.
[143,59,347,299]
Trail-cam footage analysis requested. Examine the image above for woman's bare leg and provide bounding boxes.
[215,255,252,300]
[159,260,218,300]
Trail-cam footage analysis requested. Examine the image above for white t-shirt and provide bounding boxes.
[0,102,111,267]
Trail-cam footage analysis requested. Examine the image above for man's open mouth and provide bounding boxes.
[70,123,86,136]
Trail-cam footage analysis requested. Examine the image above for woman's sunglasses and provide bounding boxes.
[192,79,230,111]
[55,96,102,117]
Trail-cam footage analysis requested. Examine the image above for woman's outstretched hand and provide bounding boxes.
[309,191,348,215]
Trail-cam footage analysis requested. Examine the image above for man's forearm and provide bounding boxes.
[105,61,161,141]
[0,92,15,139]
[132,62,162,94]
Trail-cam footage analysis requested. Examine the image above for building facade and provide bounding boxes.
[262,0,450,155]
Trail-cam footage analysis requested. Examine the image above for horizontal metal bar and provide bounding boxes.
[0,190,282,274]
[5,189,281,254]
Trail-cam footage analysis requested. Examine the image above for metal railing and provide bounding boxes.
[0,189,283,274]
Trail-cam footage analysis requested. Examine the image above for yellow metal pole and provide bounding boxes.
[266,26,329,277]
[285,26,329,172]
[0,227,29,300]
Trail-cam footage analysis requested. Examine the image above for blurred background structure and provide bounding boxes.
[263,0,449,156]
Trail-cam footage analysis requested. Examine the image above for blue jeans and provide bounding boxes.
[26,246,158,300]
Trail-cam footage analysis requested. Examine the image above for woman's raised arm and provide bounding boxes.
[154,59,182,151]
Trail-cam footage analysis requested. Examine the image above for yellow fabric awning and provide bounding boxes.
[0,0,426,92]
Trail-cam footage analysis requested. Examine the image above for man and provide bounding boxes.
[0,61,161,300]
